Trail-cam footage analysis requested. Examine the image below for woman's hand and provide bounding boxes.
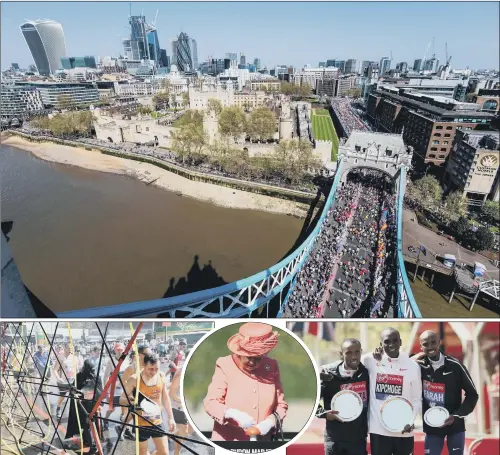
[224,408,256,429]
[256,416,275,435]
[168,417,177,434]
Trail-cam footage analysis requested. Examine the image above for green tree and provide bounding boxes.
[153,92,170,111]
[481,200,500,225]
[208,139,248,176]
[137,106,153,115]
[345,88,362,98]
[207,98,223,116]
[279,82,296,96]
[413,175,443,211]
[218,106,247,142]
[449,216,470,240]
[170,123,206,164]
[175,109,204,128]
[273,138,321,184]
[181,91,190,109]
[298,83,312,97]
[248,107,276,141]
[170,94,177,110]
[443,191,466,220]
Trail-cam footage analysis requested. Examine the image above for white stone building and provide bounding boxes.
[293,67,339,88]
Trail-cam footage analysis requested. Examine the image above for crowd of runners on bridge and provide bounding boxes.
[331,98,372,136]
[284,169,398,319]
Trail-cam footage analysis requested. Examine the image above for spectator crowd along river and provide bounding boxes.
[284,169,398,319]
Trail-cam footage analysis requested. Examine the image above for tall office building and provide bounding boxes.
[20,19,67,75]
[240,53,246,66]
[254,58,261,70]
[173,32,193,71]
[396,61,408,73]
[147,28,162,66]
[190,38,198,70]
[61,56,96,69]
[129,16,149,60]
[345,59,357,74]
[424,57,440,73]
[379,57,391,75]
[413,59,422,72]
[361,60,371,76]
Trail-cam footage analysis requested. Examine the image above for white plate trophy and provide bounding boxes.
[424,406,449,428]
[329,390,363,422]
[380,397,414,433]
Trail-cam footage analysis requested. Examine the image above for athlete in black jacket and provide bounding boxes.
[317,339,370,455]
[415,330,478,455]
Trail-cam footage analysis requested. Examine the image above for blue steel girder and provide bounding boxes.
[56,160,421,318]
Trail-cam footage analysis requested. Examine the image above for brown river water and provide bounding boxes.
[0,145,304,313]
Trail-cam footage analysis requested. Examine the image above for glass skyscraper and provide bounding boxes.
[20,19,67,75]
[129,16,149,60]
[174,32,193,72]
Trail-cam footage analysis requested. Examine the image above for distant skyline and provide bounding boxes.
[2,2,499,71]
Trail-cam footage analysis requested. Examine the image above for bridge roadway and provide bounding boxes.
[283,169,397,318]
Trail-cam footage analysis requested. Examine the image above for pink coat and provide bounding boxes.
[204,355,288,441]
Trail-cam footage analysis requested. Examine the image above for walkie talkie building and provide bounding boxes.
[20,19,67,76]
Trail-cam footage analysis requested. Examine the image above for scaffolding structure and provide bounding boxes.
[1,322,213,455]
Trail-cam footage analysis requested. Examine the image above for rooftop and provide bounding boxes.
[345,130,407,153]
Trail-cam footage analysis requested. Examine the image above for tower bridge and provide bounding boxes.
[57,131,421,319]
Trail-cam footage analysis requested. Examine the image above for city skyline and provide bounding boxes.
[1,2,499,71]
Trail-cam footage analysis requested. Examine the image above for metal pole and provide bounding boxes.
[470,288,481,312]
[448,284,456,304]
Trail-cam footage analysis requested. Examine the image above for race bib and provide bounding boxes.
[375,373,403,400]
[340,381,368,407]
[423,381,445,407]
[142,401,161,422]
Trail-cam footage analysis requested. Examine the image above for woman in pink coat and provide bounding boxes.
[204,322,288,441]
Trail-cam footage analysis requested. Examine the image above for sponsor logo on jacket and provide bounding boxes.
[340,381,368,407]
[423,380,445,407]
[375,373,403,400]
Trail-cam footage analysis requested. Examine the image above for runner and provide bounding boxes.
[317,338,370,455]
[121,353,176,455]
[119,345,152,440]
[363,328,422,455]
[53,343,79,419]
[169,356,193,455]
[103,343,129,436]
[415,330,478,455]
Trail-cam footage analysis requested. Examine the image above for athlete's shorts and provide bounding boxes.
[173,408,188,425]
[112,395,121,407]
[370,433,414,455]
[424,432,465,455]
[57,379,74,394]
[324,438,367,455]
[138,425,165,442]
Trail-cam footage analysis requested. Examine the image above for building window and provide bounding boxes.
[443,141,449,145]
[433,140,439,145]
[441,148,447,152]
[431,147,437,151]
[434,133,441,137]
[438,155,445,159]
[435,126,443,130]
[446,126,453,130]
[429,154,436,158]
[444,134,451,137]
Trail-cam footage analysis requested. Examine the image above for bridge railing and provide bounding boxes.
[396,168,422,318]
[56,162,345,318]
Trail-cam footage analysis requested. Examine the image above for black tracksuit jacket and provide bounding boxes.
[316,361,370,442]
[417,354,478,436]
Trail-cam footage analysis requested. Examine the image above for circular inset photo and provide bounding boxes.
[181,322,319,453]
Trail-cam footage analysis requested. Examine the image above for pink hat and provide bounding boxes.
[227,323,279,357]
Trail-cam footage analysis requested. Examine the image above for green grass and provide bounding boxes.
[311,109,339,161]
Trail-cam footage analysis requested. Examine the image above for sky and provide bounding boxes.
[1,1,499,71]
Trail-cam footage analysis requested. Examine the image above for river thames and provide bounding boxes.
[0,145,303,313]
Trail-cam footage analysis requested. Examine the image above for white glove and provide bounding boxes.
[256,416,275,435]
[224,408,256,429]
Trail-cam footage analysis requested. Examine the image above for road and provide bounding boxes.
[402,209,499,282]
